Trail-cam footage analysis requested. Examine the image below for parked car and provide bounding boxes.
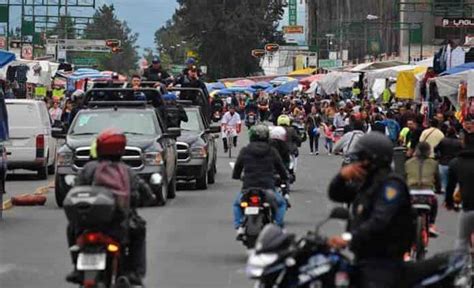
[53,95,179,208]
[176,105,220,189]
[5,99,56,179]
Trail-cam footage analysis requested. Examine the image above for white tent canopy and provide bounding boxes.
[365,65,417,91]
[318,72,358,95]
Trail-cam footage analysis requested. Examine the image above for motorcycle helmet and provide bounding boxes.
[96,128,127,158]
[270,126,287,141]
[277,115,291,126]
[351,132,394,168]
[249,124,270,142]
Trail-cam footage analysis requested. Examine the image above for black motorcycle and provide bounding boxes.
[239,188,273,249]
[64,186,138,288]
[247,207,468,288]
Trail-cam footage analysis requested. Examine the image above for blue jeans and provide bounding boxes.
[439,165,449,193]
[233,189,286,229]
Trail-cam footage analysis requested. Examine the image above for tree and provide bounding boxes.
[158,0,285,79]
[154,15,190,66]
[48,16,76,39]
[83,4,139,74]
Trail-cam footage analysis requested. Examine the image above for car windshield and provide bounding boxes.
[70,110,159,136]
[181,109,202,132]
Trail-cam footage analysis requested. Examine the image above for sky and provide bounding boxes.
[103,0,178,55]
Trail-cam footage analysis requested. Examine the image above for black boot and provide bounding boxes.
[223,138,228,153]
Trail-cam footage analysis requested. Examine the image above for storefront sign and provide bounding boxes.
[288,0,297,26]
[442,18,474,28]
[283,26,304,34]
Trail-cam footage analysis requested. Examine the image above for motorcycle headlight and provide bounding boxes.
[144,152,162,165]
[191,146,207,158]
[57,152,73,166]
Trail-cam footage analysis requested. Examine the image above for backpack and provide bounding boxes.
[93,161,131,209]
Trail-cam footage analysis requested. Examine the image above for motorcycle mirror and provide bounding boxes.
[329,207,350,220]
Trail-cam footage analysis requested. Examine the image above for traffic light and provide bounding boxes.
[111,46,123,54]
[251,49,266,58]
[264,43,279,53]
[105,39,120,48]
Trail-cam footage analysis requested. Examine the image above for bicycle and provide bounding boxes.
[225,127,237,159]
[409,189,437,261]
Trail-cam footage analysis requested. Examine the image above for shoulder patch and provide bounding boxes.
[384,186,400,202]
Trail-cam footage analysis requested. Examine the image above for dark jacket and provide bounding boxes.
[328,168,414,260]
[76,161,155,208]
[435,137,462,165]
[232,142,288,190]
[270,139,290,169]
[143,66,170,82]
[159,104,188,128]
[285,126,301,154]
[446,149,474,211]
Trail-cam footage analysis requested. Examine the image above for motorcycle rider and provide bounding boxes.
[232,125,288,239]
[269,126,291,206]
[277,114,301,182]
[327,132,414,288]
[159,93,188,128]
[405,142,441,237]
[66,129,155,285]
[143,56,171,83]
[221,104,241,153]
[446,131,474,252]
[245,94,259,127]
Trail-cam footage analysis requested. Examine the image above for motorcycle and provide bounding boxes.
[409,189,438,261]
[247,207,468,288]
[64,186,138,288]
[239,188,273,249]
[245,112,257,128]
[211,103,223,123]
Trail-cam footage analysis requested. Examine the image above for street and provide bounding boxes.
[0,137,460,288]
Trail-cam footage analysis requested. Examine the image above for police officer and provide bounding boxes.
[327,132,414,288]
[143,57,171,83]
[160,93,188,128]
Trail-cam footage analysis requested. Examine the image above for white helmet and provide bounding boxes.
[270,126,287,141]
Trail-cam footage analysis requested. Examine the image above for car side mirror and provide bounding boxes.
[52,127,66,139]
[207,125,221,134]
[163,127,181,138]
[329,207,350,220]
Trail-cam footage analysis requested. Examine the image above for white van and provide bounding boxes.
[5,99,56,179]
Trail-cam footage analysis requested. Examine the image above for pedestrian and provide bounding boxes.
[435,126,462,193]
[306,106,321,155]
[419,118,445,158]
[322,122,335,155]
[406,118,423,157]
[61,99,74,127]
[49,98,63,123]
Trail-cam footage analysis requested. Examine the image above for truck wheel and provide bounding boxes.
[207,162,216,184]
[196,164,208,190]
[55,174,67,207]
[37,164,48,180]
[167,174,176,199]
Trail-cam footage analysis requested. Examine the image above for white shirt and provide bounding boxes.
[221,111,241,127]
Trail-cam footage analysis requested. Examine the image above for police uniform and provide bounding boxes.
[328,168,414,288]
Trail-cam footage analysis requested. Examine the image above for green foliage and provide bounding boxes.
[156,0,285,79]
[83,4,139,74]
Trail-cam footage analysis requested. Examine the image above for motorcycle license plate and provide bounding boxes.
[77,253,106,271]
[245,207,260,215]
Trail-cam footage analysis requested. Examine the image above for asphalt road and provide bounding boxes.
[0,137,461,288]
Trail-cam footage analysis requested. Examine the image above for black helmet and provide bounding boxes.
[351,132,394,167]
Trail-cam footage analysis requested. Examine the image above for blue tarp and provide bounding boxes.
[274,80,299,95]
[206,82,226,91]
[0,50,15,68]
[440,62,474,76]
[251,81,272,90]
[226,86,256,93]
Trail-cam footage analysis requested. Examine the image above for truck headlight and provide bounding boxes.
[144,152,162,165]
[57,152,73,166]
[191,146,207,158]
